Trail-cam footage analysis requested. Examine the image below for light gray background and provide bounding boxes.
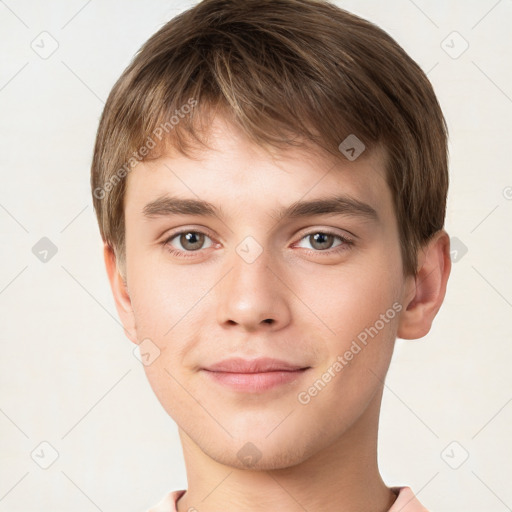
[1,1,511,511]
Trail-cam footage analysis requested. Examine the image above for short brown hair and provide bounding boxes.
[91,0,448,279]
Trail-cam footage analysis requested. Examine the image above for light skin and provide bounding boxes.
[104,115,451,512]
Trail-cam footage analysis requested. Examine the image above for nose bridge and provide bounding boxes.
[215,236,290,330]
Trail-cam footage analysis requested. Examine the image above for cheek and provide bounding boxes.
[291,256,401,341]
[294,294,398,431]
[126,245,209,334]
[288,256,402,403]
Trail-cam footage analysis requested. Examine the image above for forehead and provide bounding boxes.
[124,116,391,223]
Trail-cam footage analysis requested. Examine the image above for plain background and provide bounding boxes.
[1,1,511,511]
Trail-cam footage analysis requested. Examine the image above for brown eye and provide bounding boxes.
[309,232,336,250]
[164,230,213,255]
[179,232,205,251]
[295,230,354,254]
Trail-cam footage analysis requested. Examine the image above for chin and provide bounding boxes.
[206,440,311,471]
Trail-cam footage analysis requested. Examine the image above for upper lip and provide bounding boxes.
[203,357,309,373]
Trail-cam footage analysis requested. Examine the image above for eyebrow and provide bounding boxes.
[142,194,379,223]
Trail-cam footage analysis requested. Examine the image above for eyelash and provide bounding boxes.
[162,228,354,259]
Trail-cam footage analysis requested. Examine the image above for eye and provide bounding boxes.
[295,230,353,253]
[161,228,354,259]
[164,230,213,256]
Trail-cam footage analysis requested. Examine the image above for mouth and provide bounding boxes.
[203,357,309,373]
[201,357,311,392]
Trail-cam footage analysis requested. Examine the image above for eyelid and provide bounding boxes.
[161,225,218,243]
[294,224,357,241]
[295,225,355,241]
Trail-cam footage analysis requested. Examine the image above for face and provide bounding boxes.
[120,115,413,470]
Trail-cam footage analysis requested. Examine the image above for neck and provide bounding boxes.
[175,386,397,512]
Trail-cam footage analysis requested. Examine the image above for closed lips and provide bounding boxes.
[203,357,310,373]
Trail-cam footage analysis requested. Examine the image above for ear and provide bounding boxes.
[397,229,452,340]
[103,243,138,345]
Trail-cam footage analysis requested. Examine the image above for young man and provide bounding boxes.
[91,0,451,510]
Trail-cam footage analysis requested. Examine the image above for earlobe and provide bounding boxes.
[103,243,138,345]
[397,230,452,340]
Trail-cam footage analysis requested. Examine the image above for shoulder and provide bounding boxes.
[388,486,430,512]
[145,490,186,512]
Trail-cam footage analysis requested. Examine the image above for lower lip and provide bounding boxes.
[202,369,309,392]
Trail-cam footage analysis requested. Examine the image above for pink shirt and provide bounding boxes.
[146,486,429,511]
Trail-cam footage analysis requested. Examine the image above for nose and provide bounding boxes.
[215,242,291,332]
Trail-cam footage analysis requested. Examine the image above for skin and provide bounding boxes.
[104,114,451,512]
